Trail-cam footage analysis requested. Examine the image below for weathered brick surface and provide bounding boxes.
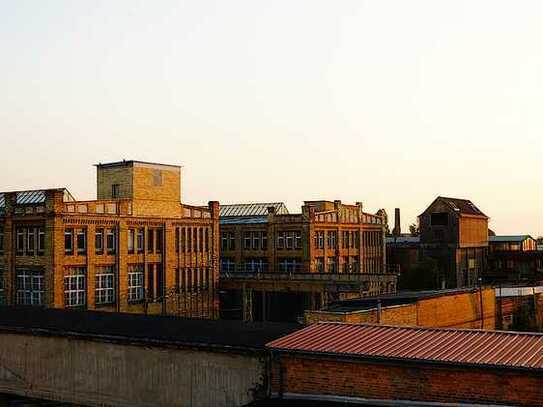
[272,355,543,406]
[305,288,496,329]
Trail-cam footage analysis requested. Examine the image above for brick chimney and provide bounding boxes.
[393,208,401,236]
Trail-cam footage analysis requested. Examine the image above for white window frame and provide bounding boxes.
[96,266,115,305]
[64,268,86,307]
[16,268,44,305]
[128,265,144,302]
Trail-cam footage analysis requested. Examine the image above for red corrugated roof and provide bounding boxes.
[267,323,543,370]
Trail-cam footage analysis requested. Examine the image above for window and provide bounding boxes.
[106,229,116,254]
[351,256,359,273]
[262,232,268,250]
[277,232,285,249]
[315,231,324,249]
[315,257,324,273]
[27,227,35,256]
[221,232,229,251]
[16,228,25,255]
[285,232,294,249]
[187,228,192,252]
[205,228,209,252]
[37,227,45,255]
[95,265,115,305]
[244,232,251,250]
[76,229,86,254]
[327,257,337,273]
[431,212,448,226]
[128,229,135,254]
[228,232,235,250]
[0,228,4,255]
[152,169,162,186]
[175,228,180,253]
[197,228,202,253]
[193,228,197,252]
[252,232,260,250]
[278,258,301,273]
[128,264,144,302]
[16,268,44,305]
[245,258,268,272]
[327,231,337,249]
[111,184,120,199]
[95,228,104,254]
[156,229,163,253]
[137,228,144,253]
[64,228,73,255]
[147,229,154,253]
[221,258,236,273]
[64,267,86,307]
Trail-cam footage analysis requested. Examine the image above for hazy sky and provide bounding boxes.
[1,1,542,235]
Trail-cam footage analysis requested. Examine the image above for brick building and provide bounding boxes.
[0,160,220,318]
[219,200,397,322]
[388,197,489,289]
[487,235,543,285]
[267,323,543,406]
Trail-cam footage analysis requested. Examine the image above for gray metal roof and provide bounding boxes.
[220,202,289,217]
[16,190,46,205]
[220,216,268,225]
[489,235,534,243]
[386,236,420,244]
[0,193,4,208]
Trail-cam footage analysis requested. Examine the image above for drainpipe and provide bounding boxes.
[377,299,382,324]
[478,277,484,329]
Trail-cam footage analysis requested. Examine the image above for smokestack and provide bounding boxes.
[393,208,401,236]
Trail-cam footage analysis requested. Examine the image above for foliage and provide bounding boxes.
[398,257,440,291]
[409,223,419,236]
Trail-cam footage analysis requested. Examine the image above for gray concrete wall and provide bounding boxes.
[0,333,265,407]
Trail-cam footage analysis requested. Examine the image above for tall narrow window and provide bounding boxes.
[262,232,268,250]
[198,228,203,253]
[95,228,104,254]
[205,228,209,252]
[193,228,197,252]
[128,229,135,254]
[147,229,154,253]
[181,228,186,252]
[156,229,163,253]
[76,229,86,255]
[277,232,285,249]
[106,229,116,254]
[64,228,73,255]
[137,228,144,253]
[111,184,120,199]
[95,265,115,305]
[244,232,251,250]
[228,232,235,250]
[285,232,294,249]
[37,227,45,255]
[64,267,86,307]
[295,231,302,250]
[128,264,144,302]
[16,268,44,305]
[187,228,192,252]
[27,227,35,256]
[175,228,180,253]
[0,228,4,255]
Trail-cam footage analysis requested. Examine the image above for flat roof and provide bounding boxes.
[324,288,483,313]
[94,160,182,169]
[490,235,534,243]
[0,307,301,352]
[267,322,543,371]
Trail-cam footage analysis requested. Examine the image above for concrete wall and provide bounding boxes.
[0,333,264,407]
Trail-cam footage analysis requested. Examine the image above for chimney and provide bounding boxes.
[393,208,401,236]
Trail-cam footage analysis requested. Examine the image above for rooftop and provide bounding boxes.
[425,196,488,218]
[267,322,543,371]
[94,160,181,169]
[490,235,534,243]
[322,287,485,313]
[385,235,420,245]
[0,307,301,352]
[220,202,289,217]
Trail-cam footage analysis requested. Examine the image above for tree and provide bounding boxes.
[398,257,440,291]
[409,223,419,236]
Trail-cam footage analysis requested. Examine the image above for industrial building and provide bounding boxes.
[219,200,397,322]
[0,160,220,318]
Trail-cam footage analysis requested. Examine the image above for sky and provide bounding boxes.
[1,1,542,236]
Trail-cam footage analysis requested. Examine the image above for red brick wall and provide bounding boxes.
[272,355,543,406]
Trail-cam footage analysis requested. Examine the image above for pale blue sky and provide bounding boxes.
[1,1,542,235]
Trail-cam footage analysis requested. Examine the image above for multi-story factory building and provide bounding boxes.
[0,161,220,318]
[219,200,397,322]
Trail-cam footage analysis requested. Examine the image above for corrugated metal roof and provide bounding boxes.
[0,193,4,208]
[220,202,289,217]
[267,322,543,370]
[490,235,533,243]
[220,216,268,225]
[16,190,46,205]
[385,236,420,244]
